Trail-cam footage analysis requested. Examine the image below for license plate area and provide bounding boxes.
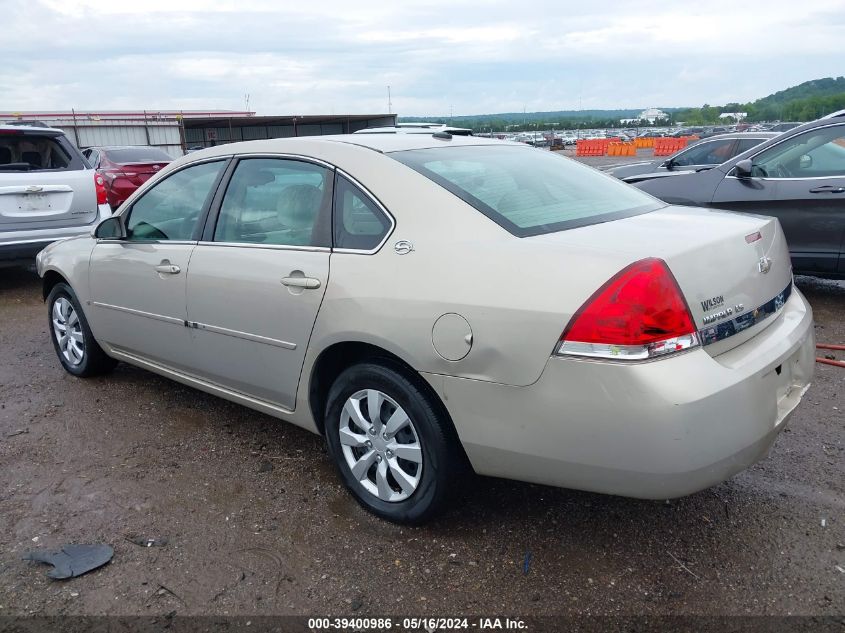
[764,348,805,427]
[18,193,52,211]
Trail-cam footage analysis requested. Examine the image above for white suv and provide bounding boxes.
[0,124,112,267]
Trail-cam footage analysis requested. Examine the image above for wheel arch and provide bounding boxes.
[42,269,70,301]
[308,341,469,467]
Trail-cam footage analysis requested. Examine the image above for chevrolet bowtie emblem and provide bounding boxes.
[25,185,43,193]
[758,256,772,274]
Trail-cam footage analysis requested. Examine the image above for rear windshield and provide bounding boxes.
[391,145,663,237]
[0,132,78,172]
[104,147,172,163]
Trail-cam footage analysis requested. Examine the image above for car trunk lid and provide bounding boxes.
[103,162,168,187]
[0,170,98,231]
[528,205,793,357]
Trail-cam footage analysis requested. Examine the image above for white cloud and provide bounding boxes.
[1,0,843,116]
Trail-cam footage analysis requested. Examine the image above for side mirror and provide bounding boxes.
[734,158,753,178]
[664,158,675,170]
[94,215,126,240]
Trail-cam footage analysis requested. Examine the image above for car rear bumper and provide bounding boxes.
[0,204,112,262]
[421,286,815,499]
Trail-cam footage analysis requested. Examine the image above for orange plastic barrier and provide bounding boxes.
[575,138,621,156]
[653,137,688,156]
[576,140,608,156]
[634,137,654,149]
[607,142,636,157]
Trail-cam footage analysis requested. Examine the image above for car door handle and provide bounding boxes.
[154,264,181,275]
[281,276,321,289]
[809,186,845,194]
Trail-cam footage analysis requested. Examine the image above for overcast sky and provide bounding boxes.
[2,0,844,117]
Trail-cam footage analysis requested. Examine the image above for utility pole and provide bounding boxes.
[387,86,392,114]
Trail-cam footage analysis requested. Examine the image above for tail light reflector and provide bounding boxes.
[94,172,108,205]
[557,258,699,360]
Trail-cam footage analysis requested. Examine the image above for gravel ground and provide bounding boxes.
[0,231,843,621]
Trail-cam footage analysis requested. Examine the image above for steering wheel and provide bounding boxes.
[772,162,792,178]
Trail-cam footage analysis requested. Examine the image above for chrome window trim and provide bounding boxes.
[95,239,197,246]
[698,282,793,346]
[196,241,331,253]
[726,174,845,182]
[333,167,396,255]
[222,152,335,171]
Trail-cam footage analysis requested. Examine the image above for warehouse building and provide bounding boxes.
[0,110,397,157]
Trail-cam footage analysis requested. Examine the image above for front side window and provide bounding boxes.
[125,160,224,241]
[333,175,391,250]
[753,125,845,178]
[734,138,765,155]
[392,145,662,237]
[214,158,332,247]
[671,139,735,166]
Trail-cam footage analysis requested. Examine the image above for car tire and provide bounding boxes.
[47,282,117,377]
[324,361,460,524]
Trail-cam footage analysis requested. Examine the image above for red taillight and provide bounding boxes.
[557,258,699,360]
[94,172,108,205]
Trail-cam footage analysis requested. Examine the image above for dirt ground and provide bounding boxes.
[0,265,843,620]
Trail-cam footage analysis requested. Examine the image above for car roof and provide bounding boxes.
[328,133,513,153]
[353,125,473,135]
[0,124,64,135]
[89,145,172,151]
[202,133,512,154]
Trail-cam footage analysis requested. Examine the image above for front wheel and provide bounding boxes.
[324,362,460,524]
[47,282,117,377]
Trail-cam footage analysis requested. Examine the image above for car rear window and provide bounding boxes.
[392,145,663,237]
[104,147,172,163]
[0,132,78,172]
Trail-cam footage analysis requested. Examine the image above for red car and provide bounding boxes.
[82,146,172,210]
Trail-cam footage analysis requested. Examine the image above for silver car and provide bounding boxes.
[1,124,112,267]
[36,134,815,523]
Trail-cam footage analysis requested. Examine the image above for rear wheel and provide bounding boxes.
[324,361,459,524]
[47,283,116,377]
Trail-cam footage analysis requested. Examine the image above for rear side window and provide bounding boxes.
[104,147,172,163]
[333,175,391,250]
[392,145,662,237]
[0,133,79,172]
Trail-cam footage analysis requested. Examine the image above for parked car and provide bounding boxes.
[0,124,112,268]
[37,134,814,523]
[83,146,172,211]
[605,133,778,181]
[699,126,731,139]
[770,122,801,132]
[355,123,473,136]
[632,110,845,278]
